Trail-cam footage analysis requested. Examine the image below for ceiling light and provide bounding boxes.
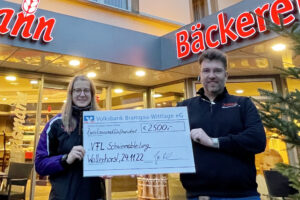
[272,44,286,51]
[5,76,16,81]
[136,70,146,77]
[30,80,38,84]
[63,100,67,103]
[114,89,123,94]
[2,98,7,101]
[235,89,244,94]
[87,72,96,78]
[44,97,48,100]
[69,59,80,67]
[153,94,162,98]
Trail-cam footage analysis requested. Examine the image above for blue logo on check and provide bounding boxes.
[84,115,95,122]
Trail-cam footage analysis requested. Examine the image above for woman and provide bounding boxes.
[35,75,106,200]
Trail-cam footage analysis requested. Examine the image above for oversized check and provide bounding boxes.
[83,107,195,176]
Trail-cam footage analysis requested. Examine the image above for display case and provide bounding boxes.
[0,130,11,172]
[22,125,36,161]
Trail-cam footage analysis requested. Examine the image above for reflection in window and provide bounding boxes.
[286,78,300,92]
[111,88,144,110]
[153,83,184,108]
[227,38,289,70]
[195,81,274,97]
[228,58,270,69]
[104,0,129,9]
[96,87,107,110]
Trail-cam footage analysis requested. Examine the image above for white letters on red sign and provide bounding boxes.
[176,0,298,59]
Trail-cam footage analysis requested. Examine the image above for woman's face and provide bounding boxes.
[72,79,92,107]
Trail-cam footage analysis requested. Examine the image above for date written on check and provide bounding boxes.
[83,107,195,177]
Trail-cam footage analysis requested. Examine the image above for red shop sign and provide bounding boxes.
[176,0,300,59]
[0,0,55,42]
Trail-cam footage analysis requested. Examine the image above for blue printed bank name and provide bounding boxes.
[92,113,182,122]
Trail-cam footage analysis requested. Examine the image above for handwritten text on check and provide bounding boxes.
[83,107,195,176]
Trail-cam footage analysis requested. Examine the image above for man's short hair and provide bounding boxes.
[198,49,228,70]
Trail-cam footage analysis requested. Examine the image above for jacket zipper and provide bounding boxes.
[201,98,216,113]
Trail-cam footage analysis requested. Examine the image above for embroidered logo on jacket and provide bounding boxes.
[222,103,239,108]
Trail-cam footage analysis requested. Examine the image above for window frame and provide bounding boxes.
[87,0,133,12]
[192,0,218,21]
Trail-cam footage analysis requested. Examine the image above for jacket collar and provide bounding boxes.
[72,104,91,118]
[196,87,228,102]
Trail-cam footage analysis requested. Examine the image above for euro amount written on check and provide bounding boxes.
[82,107,195,177]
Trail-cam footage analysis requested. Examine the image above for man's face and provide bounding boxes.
[200,59,228,96]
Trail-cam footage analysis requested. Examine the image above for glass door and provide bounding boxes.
[0,75,41,199]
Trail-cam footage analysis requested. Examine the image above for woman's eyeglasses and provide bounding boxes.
[73,88,91,95]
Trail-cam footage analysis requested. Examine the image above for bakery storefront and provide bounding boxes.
[0,0,299,199]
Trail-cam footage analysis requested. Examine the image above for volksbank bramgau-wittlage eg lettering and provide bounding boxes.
[93,113,183,122]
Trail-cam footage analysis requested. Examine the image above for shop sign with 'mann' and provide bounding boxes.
[176,0,300,59]
[0,0,56,43]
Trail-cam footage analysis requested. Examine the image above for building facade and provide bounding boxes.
[0,0,299,199]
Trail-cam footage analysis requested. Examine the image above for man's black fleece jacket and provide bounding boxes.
[177,88,266,198]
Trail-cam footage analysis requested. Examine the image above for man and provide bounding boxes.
[178,49,266,200]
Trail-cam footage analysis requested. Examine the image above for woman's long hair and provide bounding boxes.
[61,75,99,133]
